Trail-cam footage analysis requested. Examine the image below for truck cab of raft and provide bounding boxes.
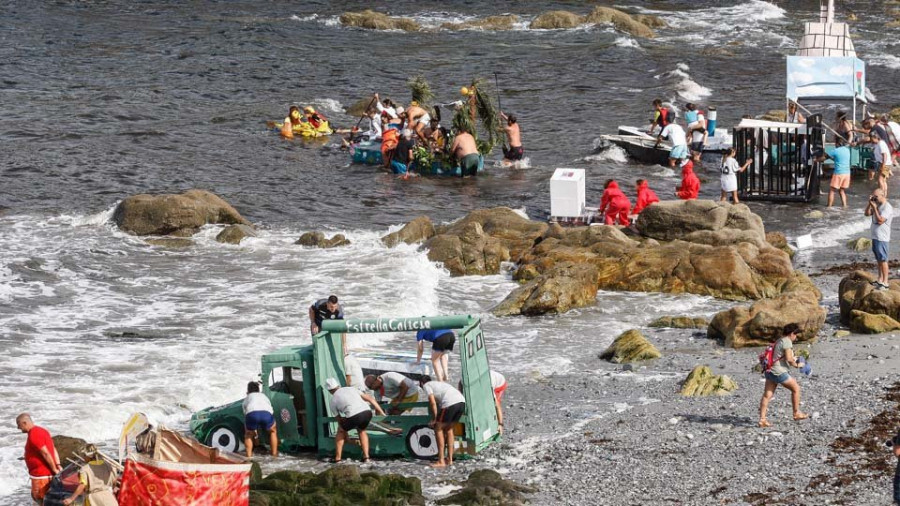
[189,315,500,460]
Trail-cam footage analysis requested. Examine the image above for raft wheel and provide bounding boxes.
[207,424,241,453]
[405,425,439,460]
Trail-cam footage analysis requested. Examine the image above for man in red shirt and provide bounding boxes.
[17,413,61,504]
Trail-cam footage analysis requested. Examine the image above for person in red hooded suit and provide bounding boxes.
[598,179,632,226]
[632,179,660,215]
[675,159,700,200]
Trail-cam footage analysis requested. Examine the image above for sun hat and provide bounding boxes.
[325,378,340,391]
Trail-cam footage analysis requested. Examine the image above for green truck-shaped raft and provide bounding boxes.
[190,315,500,460]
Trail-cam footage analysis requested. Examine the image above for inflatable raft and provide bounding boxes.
[269,120,333,138]
[350,141,485,177]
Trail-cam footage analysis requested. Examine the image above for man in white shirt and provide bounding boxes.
[420,376,465,468]
[656,122,688,168]
[364,372,419,414]
[242,382,277,458]
[326,378,385,463]
[873,132,894,196]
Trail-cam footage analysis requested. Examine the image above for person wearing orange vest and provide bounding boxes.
[648,99,672,134]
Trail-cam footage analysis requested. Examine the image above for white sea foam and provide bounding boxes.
[637,1,787,48]
[584,146,628,163]
[869,53,900,70]
[614,37,640,49]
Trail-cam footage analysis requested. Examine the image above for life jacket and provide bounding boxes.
[381,128,399,153]
[308,112,327,129]
[657,107,673,128]
[632,181,660,215]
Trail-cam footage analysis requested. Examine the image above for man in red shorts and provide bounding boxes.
[17,413,61,504]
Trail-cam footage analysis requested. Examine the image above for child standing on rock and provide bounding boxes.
[758,323,809,428]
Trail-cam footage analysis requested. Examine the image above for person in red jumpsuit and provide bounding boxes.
[598,179,632,226]
[675,159,700,200]
[632,179,660,215]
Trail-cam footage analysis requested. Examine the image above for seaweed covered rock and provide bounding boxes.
[888,106,900,123]
[493,262,599,316]
[759,109,787,122]
[599,329,661,363]
[765,231,794,259]
[442,15,519,31]
[216,224,257,245]
[295,231,351,248]
[382,216,435,247]
[436,469,536,506]
[339,10,421,32]
[849,310,900,334]
[680,366,737,396]
[529,10,582,29]
[114,190,251,236]
[250,465,424,506]
[583,6,655,38]
[636,200,765,246]
[648,316,709,329]
[846,237,872,252]
[634,14,667,28]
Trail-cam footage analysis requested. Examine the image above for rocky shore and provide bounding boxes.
[109,191,899,505]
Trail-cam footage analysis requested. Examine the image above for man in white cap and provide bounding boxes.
[325,378,384,463]
[364,372,418,414]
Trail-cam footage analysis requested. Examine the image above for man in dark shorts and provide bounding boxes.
[500,112,524,164]
[421,376,466,468]
[415,328,455,382]
[326,378,385,463]
[242,381,278,457]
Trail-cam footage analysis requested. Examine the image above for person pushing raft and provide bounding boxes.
[500,111,524,165]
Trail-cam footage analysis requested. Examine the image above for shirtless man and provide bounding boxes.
[450,126,480,176]
[500,112,523,164]
[405,101,431,141]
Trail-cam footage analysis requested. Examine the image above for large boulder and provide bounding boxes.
[382,216,435,247]
[529,11,583,29]
[251,465,424,506]
[436,469,536,506]
[113,190,250,236]
[839,270,900,323]
[295,232,350,249]
[707,290,825,347]
[598,329,661,363]
[216,224,257,245]
[680,366,737,396]
[436,207,547,260]
[636,200,765,246]
[426,222,509,276]
[339,10,420,31]
[493,262,598,316]
[648,316,708,329]
[442,15,519,31]
[583,6,655,38]
[839,270,900,333]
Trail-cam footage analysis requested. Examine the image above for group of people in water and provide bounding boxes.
[280,87,525,178]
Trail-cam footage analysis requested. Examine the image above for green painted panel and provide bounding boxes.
[321,315,473,334]
[459,322,499,449]
[312,331,346,448]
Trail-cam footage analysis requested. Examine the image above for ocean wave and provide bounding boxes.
[584,145,628,163]
[614,36,640,49]
[655,63,712,103]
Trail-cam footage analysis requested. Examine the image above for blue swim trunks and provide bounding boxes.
[764,371,790,384]
[245,410,275,431]
[669,144,689,160]
[873,239,890,262]
[390,160,408,175]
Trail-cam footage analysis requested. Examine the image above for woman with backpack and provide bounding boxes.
[758,323,809,428]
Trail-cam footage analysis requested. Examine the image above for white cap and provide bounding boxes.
[325,378,340,391]
[396,106,405,115]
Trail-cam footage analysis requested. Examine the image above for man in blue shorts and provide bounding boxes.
[415,328,455,382]
[242,381,277,457]
[865,188,893,290]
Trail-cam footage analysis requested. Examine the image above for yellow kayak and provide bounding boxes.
[270,120,333,138]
